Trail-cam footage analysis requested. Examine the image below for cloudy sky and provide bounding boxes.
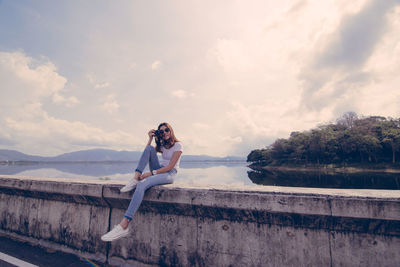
[0,0,400,157]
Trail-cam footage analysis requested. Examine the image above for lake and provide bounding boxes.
[0,161,253,187]
[248,167,400,190]
[0,161,399,190]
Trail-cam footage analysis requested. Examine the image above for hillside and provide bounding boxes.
[0,149,46,161]
[0,149,245,162]
[247,113,400,167]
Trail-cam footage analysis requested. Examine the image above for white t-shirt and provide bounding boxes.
[160,142,183,169]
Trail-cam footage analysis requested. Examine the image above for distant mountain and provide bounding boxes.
[50,149,143,162]
[0,149,245,162]
[0,149,46,161]
[181,155,245,161]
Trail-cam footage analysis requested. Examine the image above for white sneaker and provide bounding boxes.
[101,224,129,242]
[120,178,139,192]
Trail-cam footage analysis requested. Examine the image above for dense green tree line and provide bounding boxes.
[247,112,400,166]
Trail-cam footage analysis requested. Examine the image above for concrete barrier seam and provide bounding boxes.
[100,184,112,265]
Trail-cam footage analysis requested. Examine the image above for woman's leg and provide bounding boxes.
[121,146,162,193]
[102,171,174,241]
[135,145,161,174]
[124,172,174,220]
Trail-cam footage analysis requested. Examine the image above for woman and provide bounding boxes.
[101,122,182,242]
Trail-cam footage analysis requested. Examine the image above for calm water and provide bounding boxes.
[248,168,400,190]
[1,162,399,190]
[0,161,253,187]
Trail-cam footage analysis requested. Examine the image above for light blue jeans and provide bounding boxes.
[124,145,176,220]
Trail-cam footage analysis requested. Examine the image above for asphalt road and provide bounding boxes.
[0,235,104,267]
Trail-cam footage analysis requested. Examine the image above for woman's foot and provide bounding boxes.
[120,172,140,192]
[101,224,129,242]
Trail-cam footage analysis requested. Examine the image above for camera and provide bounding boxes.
[154,127,170,147]
[154,129,165,147]
[154,129,164,139]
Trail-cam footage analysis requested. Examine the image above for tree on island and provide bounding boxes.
[247,112,400,167]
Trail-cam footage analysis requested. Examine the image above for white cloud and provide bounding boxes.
[298,0,400,112]
[212,38,255,73]
[151,60,162,70]
[192,122,210,130]
[0,51,70,102]
[4,110,140,152]
[222,135,243,144]
[53,93,80,107]
[0,51,140,155]
[1,1,400,157]
[171,90,187,99]
[101,94,120,114]
[95,82,111,89]
[87,73,111,89]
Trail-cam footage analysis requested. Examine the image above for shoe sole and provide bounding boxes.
[101,230,129,242]
[119,188,135,193]
[120,186,136,193]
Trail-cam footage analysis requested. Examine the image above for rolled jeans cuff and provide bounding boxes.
[124,215,132,221]
[135,169,142,174]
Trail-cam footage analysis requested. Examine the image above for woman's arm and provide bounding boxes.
[140,151,182,179]
[156,151,182,173]
[146,129,155,146]
[136,129,156,180]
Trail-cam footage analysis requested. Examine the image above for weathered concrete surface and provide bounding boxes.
[0,175,112,263]
[0,175,399,267]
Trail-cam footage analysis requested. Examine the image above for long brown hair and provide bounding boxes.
[155,122,179,152]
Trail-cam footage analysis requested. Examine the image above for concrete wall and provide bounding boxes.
[0,175,399,267]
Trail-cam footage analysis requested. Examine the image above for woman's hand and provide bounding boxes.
[146,129,156,146]
[148,129,155,138]
[139,171,152,180]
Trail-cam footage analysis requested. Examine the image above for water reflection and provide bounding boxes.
[1,162,399,189]
[0,161,252,186]
[0,162,135,177]
[248,168,400,190]
[177,165,252,186]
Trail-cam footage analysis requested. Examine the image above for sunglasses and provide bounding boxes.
[158,128,170,134]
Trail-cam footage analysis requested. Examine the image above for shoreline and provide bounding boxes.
[250,165,400,174]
